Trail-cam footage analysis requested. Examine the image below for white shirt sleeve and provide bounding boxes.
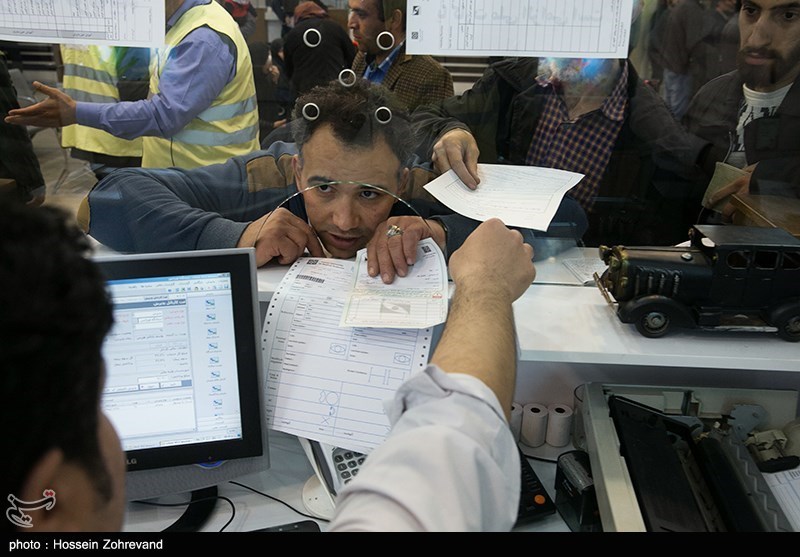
[326,364,520,532]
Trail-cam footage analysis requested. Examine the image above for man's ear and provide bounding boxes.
[291,154,303,185]
[386,9,403,33]
[18,449,93,531]
[398,167,409,199]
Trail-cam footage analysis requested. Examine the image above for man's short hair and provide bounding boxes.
[378,0,406,31]
[0,203,114,529]
[291,78,416,168]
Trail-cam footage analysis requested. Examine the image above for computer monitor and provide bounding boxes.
[94,247,269,531]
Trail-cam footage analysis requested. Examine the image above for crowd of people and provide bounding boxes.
[2,0,799,533]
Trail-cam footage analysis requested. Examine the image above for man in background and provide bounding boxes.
[1,202,125,532]
[5,0,260,169]
[58,45,149,181]
[685,0,800,219]
[0,51,45,204]
[283,1,356,96]
[348,0,454,111]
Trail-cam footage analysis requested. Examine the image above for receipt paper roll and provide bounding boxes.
[521,403,548,447]
[510,402,523,442]
[545,403,574,447]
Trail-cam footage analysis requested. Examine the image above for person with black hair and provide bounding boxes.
[1,202,126,532]
[79,79,458,284]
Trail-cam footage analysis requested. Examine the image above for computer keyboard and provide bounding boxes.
[316,442,556,526]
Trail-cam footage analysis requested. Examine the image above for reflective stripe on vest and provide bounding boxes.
[60,45,143,158]
[142,1,259,168]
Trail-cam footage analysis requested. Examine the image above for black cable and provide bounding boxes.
[132,493,236,532]
[228,480,329,523]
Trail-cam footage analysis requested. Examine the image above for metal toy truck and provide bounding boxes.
[595,225,800,341]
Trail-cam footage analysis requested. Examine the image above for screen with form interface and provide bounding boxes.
[101,272,245,452]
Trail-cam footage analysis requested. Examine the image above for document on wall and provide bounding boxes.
[262,257,434,453]
[0,0,165,48]
[406,0,634,59]
[342,239,448,329]
[423,163,584,231]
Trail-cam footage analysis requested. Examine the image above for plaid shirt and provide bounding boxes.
[525,63,629,212]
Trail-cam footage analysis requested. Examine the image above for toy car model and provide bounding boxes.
[595,225,800,341]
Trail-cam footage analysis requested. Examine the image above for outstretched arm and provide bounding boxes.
[431,218,535,419]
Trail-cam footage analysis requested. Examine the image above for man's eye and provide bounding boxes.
[360,190,380,200]
[783,10,799,21]
[315,184,332,193]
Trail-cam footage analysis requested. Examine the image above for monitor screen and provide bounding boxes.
[94,248,269,504]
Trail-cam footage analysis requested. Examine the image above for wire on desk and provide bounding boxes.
[228,480,329,523]
[133,494,236,532]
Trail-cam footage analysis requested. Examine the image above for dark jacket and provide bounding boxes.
[683,71,800,198]
[412,57,712,246]
[283,17,356,95]
[352,44,454,112]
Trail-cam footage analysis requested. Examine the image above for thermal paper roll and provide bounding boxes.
[521,403,548,447]
[510,401,523,442]
[546,403,574,447]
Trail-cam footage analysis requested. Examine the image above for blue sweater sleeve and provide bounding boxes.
[86,150,295,253]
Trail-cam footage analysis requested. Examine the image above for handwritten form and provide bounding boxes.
[262,257,436,453]
[0,0,165,48]
[406,0,634,59]
[424,163,583,231]
[342,239,448,329]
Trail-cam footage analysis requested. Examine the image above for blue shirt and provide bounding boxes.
[362,41,404,85]
[76,0,236,139]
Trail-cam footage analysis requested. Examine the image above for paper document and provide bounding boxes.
[764,467,800,531]
[423,164,584,231]
[407,0,634,59]
[562,257,608,286]
[342,239,448,329]
[702,162,749,212]
[262,257,432,452]
[0,0,165,48]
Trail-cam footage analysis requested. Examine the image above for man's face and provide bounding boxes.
[293,124,407,259]
[348,0,385,55]
[738,0,800,90]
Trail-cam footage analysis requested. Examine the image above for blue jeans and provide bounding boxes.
[662,69,692,121]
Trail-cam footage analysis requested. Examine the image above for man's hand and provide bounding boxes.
[365,216,446,284]
[238,208,324,266]
[4,82,77,128]
[449,218,535,303]
[707,164,755,222]
[431,128,481,189]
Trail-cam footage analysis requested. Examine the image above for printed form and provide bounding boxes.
[423,163,583,231]
[262,240,447,452]
[406,0,634,59]
[0,0,165,47]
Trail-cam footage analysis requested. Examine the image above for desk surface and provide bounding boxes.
[258,247,799,372]
[123,431,569,532]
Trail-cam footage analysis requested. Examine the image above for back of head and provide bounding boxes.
[0,203,114,529]
[380,0,407,30]
[291,78,415,166]
[293,0,328,21]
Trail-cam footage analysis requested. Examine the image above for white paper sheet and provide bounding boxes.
[423,164,584,231]
[342,238,448,329]
[0,0,165,48]
[262,258,432,452]
[406,0,634,59]
[764,467,800,531]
